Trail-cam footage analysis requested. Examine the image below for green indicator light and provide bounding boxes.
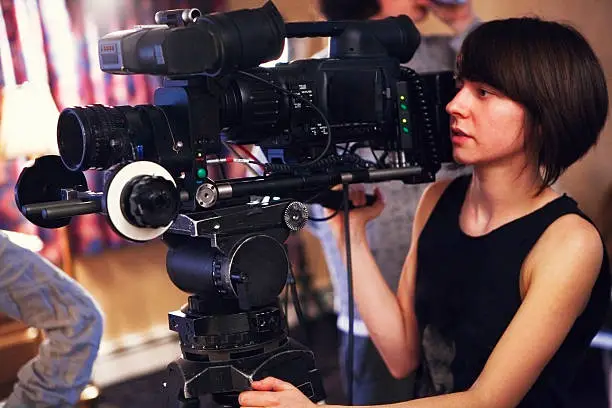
[400,95,406,100]
[401,118,408,124]
[400,103,408,110]
[197,168,207,179]
[402,126,410,134]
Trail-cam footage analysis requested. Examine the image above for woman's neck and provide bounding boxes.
[462,161,559,235]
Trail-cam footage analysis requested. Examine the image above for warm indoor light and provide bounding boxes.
[0,81,60,159]
[1,229,44,252]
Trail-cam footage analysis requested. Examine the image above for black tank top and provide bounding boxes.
[414,175,610,407]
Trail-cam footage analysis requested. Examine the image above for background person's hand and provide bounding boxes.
[427,0,475,34]
[239,377,316,408]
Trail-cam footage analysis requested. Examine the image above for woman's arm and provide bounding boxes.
[393,212,604,408]
[458,214,604,407]
[329,180,452,379]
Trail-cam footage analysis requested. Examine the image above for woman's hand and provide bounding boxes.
[239,377,317,408]
[325,185,385,243]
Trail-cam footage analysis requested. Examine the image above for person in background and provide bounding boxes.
[0,231,104,408]
[307,0,479,404]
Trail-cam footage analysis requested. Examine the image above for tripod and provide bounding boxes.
[159,199,327,407]
[15,156,422,406]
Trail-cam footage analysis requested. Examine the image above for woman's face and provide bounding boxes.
[446,79,528,166]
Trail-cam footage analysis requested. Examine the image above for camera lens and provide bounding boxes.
[57,109,87,171]
[58,105,127,171]
[58,104,155,171]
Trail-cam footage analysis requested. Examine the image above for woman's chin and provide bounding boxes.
[452,152,472,165]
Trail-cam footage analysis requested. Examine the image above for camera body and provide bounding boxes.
[53,1,454,217]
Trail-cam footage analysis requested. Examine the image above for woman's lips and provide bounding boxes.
[451,127,472,144]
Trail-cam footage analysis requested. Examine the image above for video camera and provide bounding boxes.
[14,1,456,406]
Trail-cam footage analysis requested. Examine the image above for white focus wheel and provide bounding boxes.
[105,161,176,242]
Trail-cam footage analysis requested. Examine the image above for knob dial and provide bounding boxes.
[283,201,309,231]
[126,175,180,228]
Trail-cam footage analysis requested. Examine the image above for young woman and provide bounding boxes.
[239,17,610,408]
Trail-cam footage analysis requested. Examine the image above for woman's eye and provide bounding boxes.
[477,88,490,97]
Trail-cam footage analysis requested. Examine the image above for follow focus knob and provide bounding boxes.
[126,175,180,227]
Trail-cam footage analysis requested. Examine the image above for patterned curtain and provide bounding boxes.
[0,0,224,263]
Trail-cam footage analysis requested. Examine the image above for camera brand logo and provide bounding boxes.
[101,44,117,53]
[99,41,121,67]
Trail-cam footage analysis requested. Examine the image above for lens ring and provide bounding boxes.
[87,105,114,168]
[57,104,137,171]
[57,108,88,171]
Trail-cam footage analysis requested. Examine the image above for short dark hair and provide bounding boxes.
[317,0,380,21]
[456,18,609,188]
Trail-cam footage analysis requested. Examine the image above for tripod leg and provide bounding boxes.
[163,375,201,408]
[178,398,201,408]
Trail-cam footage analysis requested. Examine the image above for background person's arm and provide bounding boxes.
[0,233,104,408]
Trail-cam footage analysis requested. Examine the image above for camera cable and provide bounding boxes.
[237,70,333,169]
[341,183,355,406]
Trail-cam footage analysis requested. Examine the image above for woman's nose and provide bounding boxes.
[446,88,468,118]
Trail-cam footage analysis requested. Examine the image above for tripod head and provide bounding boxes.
[161,197,325,406]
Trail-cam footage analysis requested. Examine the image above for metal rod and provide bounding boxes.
[22,200,86,217]
[40,201,102,220]
[215,167,423,199]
